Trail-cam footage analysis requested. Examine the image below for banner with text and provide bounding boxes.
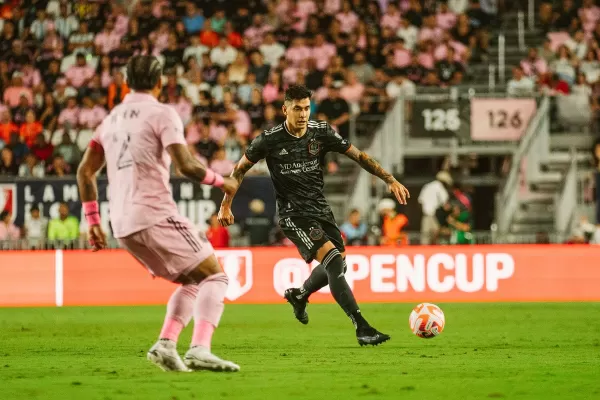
[0,245,598,307]
[410,99,471,139]
[0,177,276,233]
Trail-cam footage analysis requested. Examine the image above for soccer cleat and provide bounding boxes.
[356,326,391,347]
[284,288,309,325]
[147,339,191,372]
[184,346,240,372]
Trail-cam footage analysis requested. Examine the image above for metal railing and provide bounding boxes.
[495,96,550,235]
[554,148,578,238]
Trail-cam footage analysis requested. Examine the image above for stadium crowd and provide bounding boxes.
[0,0,497,179]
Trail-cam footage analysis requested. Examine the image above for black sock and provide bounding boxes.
[299,264,328,298]
[321,249,368,329]
[300,258,348,299]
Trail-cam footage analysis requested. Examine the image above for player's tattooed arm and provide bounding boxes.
[344,145,410,205]
[77,146,106,201]
[344,145,395,184]
[221,155,254,207]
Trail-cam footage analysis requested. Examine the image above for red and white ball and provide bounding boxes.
[409,303,445,339]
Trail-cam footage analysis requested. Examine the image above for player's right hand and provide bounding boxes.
[221,177,239,196]
[88,224,107,251]
[218,206,234,226]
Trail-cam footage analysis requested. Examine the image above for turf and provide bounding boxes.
[0,303,599,400]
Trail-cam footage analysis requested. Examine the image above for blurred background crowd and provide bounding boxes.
[1,0,600,248]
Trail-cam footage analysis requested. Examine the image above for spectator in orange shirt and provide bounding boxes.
[107,71,130,110]
[19,109,43,147]
[0,109,18,143]
[199,20,219,48]
[378,198,409,246]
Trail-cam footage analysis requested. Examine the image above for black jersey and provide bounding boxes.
[245,120,351,218]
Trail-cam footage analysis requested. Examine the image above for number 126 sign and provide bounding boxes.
[470,98,537,141]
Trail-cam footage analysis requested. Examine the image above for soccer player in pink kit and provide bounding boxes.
[76,55,240,372]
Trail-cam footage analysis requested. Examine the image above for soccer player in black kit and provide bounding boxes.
[218,85,410,346]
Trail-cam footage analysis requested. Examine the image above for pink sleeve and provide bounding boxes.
[157,106,186,148]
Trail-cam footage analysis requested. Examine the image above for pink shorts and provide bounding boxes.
[118,215,214,282]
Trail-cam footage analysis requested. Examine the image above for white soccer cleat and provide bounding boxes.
[184,346,240,372]
[147,340,191,372]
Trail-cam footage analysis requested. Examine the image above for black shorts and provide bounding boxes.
[279,213,345,263]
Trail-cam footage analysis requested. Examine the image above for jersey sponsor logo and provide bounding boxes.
[279,148,288,155]
[216,249,253,301]
[279,159,320,175]
[307,139,320,155]
[0,184,16,222]
[309,227,323,241]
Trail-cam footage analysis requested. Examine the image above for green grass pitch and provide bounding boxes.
[1,303,599,400]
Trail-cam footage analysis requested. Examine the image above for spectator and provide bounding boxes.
[386,72,416,99]
[209,147,235,176]
[68,20,95,55]
[206,213,229,248]
[66,53,95,90]
[47,154,71,177]
[54,3,79,40]
[199,19,220,48]
[58,97,80,128]
[39,92,60,131]
[0,109,18,142]
[349,52,375,85]
[317,85,350,138]
[565,30,588,60]
[0,147,18,175]
[507,67,535,97]
[434,201,454,244]
[18,153,45,178]
[107,71,130,110]
[259,32,286,68]
[248,51,271,86]
[378,198,409,246]
[94,19,121,55]
[24,205,48,248]
[19,109,43,147]
[228,52,249,84]
[183,2,205,34]
[436,47,465,85]
[242,199,272,246]
[340,70,364,113]
[6,132,30,164]
[550,45,577,85]
[54,131,81,169]
[3,72,33,108]
[580,49,600,84]
[79,95,107,129]
[31,133,54,164]
[340,209,368,246]
[538,38,556,64]
[210,36,237,68]
[0,210,20,241]
[183,35,210,66]
[195,127,219,161]
[47,202,79,242]
[12,94,33,126]
[449,201,474,244]
[521,47,548,79]
[418,171,453,245]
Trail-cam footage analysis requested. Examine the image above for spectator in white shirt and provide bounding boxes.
[24,206,48,248]
[385,73,416,99]
[183,35,210,67]
[54,3,79,39]
[564,30,588,61]
[210,37,237,68]
[396,16,418,51]
[259,32,286,67]
[418,171,453,245]
[507,67,535,97]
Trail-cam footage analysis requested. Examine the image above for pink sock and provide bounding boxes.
[159,284,199,342]
[191,273,229,349]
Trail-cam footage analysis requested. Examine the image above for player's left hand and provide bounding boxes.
[88,224,107,251]
[388,180,410,205]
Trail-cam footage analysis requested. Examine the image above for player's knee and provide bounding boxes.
[320,248,344,276]
[315,241,336,261]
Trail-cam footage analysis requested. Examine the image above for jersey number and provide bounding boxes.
[117,132,133,170]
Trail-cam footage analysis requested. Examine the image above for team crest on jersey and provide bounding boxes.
[308,139,320,155]
[216,249,253,301]
[309,228,324,241]
[0,184,17,223]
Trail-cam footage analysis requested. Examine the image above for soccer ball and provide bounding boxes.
[409,303,445,339]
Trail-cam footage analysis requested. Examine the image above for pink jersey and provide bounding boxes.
[91,92,186,238]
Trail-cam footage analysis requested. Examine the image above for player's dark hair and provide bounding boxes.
[126,55,162,91]
[284,85,312,103]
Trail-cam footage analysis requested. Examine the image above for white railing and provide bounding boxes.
[498,34,506,84]
[518,11,526,51]
[489,64,496,91]
[528,0,535,31]
[554,148,578,239]
[495,97,550,234]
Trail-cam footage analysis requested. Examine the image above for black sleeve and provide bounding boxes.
[245,132,268,163]
[321,123,351,154]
